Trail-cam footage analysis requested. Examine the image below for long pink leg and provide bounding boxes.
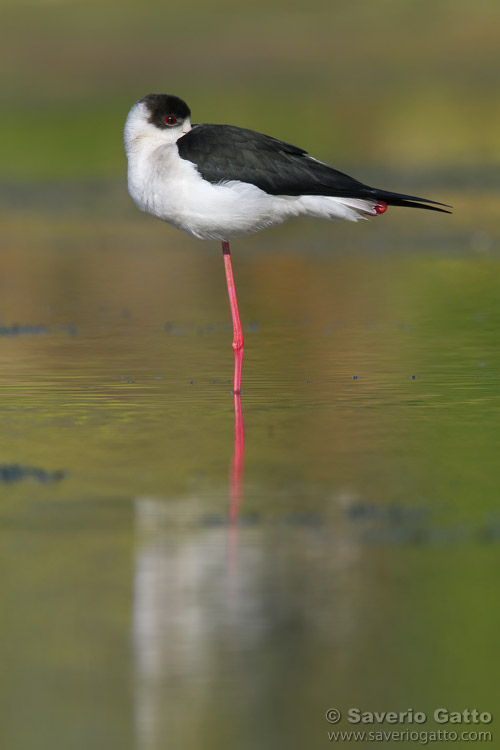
[222,240,244,394]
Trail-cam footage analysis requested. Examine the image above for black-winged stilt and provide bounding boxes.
[124,94,450,394]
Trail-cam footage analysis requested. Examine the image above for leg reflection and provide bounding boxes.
[228,391,244,572]
[230,391,245,523]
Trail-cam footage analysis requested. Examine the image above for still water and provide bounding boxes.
[1,191,499,749]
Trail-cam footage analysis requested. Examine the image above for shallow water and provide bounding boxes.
[1,195,499,749]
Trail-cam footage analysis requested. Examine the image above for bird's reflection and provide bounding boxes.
[132,393,245,749]
[131,395,366,750]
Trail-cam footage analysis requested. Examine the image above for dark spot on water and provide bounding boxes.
[55,324,78,336]
[282,512,322,527]
[239,512,261,526]
[164,322,188,336]
[410,374,418,379]
[477,515,500,543]
[0,323,78,337]
[0,324,48,337]
[201,513,226,527]
[121,308,133,319]
[201,511,260,527]
[347,503,428,522]
[346,502,500,546]
[348,502,434,545]
[352,375,361,380]
[246,321,260,333]
[0,464,66,484]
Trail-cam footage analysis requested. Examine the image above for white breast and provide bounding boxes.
[127,142,303,240]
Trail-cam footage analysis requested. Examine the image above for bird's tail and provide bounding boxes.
[368,188,452,214]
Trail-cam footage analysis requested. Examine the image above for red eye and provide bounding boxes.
[165,115,177,126]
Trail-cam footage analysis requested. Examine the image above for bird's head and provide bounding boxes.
[124,94,192,155]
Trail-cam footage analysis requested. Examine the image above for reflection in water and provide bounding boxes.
[229,393,245,577]
[131,393,385,749]
[2,209,500,747]
[133,394,246,750]
[230,393,245,523]
[131,495,365,750]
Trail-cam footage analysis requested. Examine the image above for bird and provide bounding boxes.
[124,93,450,394]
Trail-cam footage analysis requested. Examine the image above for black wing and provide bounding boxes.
[177,124,451,213]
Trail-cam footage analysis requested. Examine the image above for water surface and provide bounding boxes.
[1,195,498,749]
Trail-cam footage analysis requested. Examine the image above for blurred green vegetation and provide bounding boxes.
[2,0,500,179]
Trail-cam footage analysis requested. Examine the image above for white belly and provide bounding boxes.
[128,145,297,240]
[127,144,379,241]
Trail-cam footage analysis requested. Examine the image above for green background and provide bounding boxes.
[3,0,500,179]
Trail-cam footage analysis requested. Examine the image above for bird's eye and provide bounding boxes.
[165,115,177,126]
